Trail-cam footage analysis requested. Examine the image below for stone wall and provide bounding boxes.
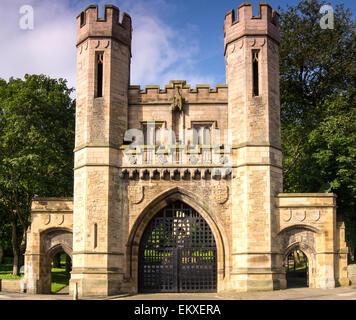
[0,280,23,293]
[127,81,228,149]
[348,265,356,284]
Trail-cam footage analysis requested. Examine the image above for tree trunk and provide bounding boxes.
[11,214,20,276]
[53,253,61,268]
[65,254,71,273]
[293,250,301,265]
[0,245,3,264]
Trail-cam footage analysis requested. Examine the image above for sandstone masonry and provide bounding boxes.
[22,2,349,297]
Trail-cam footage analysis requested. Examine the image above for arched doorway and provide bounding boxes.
[50,251,72,293]
[138,200,217,293]
[38,228,73,294]
[285,248,309,288]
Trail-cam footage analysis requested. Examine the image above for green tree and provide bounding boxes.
[0,74,75,275]
[279,0,356,258]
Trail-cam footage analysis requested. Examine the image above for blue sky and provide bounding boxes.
[0,0,354,90]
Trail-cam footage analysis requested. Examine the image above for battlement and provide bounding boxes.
[76,4,132,47]
[224,2,279,54]
[128,80,228,105]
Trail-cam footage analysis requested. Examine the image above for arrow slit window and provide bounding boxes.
[94,223,98,249]
[96,52,104,98]
[252,50,259,96]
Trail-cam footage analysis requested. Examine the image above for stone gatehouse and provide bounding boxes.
[23,2,349,297]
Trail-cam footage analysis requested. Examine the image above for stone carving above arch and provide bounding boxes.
[55,214,65,226]
[212,183,229,204]
[42,229,73,258]
[280,226,317,257]
[128,185,144,204]
[279,208,323,224]
[310,210,321,222]
[282,209,292,222]
[295,210,306,222]
[42,214,51,225]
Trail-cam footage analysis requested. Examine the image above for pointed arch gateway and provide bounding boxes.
[126,187,228,293]
[139,200,217,292]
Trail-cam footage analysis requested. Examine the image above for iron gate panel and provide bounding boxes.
[139,201,217,293]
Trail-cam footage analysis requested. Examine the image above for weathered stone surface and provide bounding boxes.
[0,280,23,293]
[348,265,356,284]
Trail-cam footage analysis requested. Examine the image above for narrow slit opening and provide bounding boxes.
[96,53,104,98]
[94,223,98,249]
[80,12,85,26]
[252,50,259,96]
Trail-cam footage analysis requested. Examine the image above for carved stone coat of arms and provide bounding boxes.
[212,184,229,204]
[128,186,144,204]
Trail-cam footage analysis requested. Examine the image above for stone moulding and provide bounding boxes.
[119,168,232,180]
[277,193,336,198]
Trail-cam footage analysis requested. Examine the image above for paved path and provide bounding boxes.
[0,286,356,300]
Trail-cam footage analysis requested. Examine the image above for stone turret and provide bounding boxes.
[224,2,285,291]
[224,2,279,51]
[71,5,132,297]
[76,5,132,48]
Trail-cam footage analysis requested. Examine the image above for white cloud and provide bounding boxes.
[0,0,219,90]
[0,0,76,88]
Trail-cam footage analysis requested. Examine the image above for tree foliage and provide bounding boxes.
[279,0,356,258]
[0,74,75,274]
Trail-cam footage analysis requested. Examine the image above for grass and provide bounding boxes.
[51,268,70,293]
[0,264,23,280]
[0,263,70,293]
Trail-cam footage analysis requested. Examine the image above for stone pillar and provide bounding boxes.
[70,5,132,297]
[335,222,350,286]
[314,199,337,288]
[23,226,40,294]
[224,2,285,291]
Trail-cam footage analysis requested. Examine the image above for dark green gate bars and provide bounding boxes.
[138,201,217,293]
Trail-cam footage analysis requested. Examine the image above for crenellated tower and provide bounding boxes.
[71,5,132,296]
[224,2,285,291]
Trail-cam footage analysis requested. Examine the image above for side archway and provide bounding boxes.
[38,228,73,293]
[280,226,318,288]
[126,187,230,293]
